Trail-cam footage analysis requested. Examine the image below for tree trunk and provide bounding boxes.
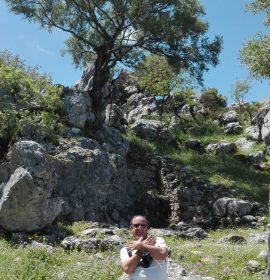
[89,45,112,129]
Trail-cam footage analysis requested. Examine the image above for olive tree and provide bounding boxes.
[5,0,222,128]
[241,0,270,80]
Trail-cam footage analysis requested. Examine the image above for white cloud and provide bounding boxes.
[36,44,55,56]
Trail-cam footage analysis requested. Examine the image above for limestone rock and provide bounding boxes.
[125,93,159,123]
[219,235,246,244]
[105,103,125,129]
[178,227,208,240]
[63,90,95,128]
[0,167,61,232]
[224,122,242,134]
[53,137,131,223]
[213,198,253,217]
[75,63,95,92]
[234,137,256,151]
[246,260,261,272]
[206,142,237,155]
[131,119,173,143]
[220,110,239,124]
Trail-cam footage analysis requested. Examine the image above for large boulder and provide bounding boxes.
[0,141,62,232]
[53,136,131,223]
[234,137,256,152]
[206,142,237,155]
[105,103,125,129]
[63,90,95,129]
[9,141,54,183]
[125,93,159,123]
[224,122,242,134]
[131,119,173,143]
[0,167,61,232]
[213,198,253,217]
[220,110,239,124]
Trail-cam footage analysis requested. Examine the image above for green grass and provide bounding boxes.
[0,226,267,280]
[173,151,269,203]
[0,238,122,280]
[165,227,268,280]
[125,128,269,204]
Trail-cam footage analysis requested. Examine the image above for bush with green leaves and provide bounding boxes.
[0,50,65,151]
[199,88,227,118]
[135,55,177,97]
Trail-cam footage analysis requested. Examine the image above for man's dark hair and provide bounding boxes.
[130,215,149,226]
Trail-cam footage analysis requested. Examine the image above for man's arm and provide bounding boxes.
[121,250,142,274]
[140,242,168,260]
[127,237,168,261]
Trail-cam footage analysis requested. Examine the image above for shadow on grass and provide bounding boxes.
[173,151,269,204]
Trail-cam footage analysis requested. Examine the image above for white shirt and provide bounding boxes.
[120,237,168,280]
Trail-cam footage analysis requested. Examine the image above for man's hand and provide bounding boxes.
[126,236,157,251]
[126,236,143,251]
[143,236,156,246]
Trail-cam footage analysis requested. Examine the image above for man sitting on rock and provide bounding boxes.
[120,215,168,280]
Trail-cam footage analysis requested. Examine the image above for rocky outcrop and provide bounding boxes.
[234,137,256,151]
[246,105,270,142]
[53,138,131,223]
[219,110,239,124]
[127,146,263,228]
[75,63,95,92]
[105,103,125,129]
[63,90,95,129]
[125,93,159,123]
[0,141,62,232]
[131,119,173,143]
[224,122,242,134]
[0,129,133,231]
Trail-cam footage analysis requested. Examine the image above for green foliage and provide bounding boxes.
[240,0,270,80]
[135,55,178,96]
[231,80,260,126]
[231,79,250,105]
[5,0,222,128]
[199,88,227,117]
[246,0,270,26]
[0,109,19,139]
[0,50,65,144]
[241,34,270,80]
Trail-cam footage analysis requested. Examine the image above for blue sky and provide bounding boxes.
[0,0,269,104]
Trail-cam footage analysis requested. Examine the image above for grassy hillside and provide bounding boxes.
[125,126,270,205]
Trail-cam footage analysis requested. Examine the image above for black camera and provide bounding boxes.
[139,251,153,268]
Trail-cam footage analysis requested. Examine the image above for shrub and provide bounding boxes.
[199,88,227,118]
[0,50,65,150]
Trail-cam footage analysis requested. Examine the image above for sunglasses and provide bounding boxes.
[131,224,147,229]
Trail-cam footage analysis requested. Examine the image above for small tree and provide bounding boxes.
[199,88,227,118]
[231,79,260,125]
[136,55,177,97]
[135,54,200,122]
[135,54,178,121]
[5,0,222,129]
[231,79,250,105]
